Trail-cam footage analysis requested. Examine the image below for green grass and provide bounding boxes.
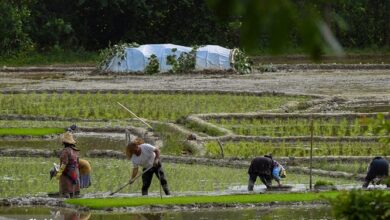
[0,50,98,67]
[66,191,340,209]
[0,127,64,136]
[0,157,354,198]
[0,92,309,121]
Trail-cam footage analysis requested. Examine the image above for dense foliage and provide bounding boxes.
[330,190,390,220]
[1,0,389,57]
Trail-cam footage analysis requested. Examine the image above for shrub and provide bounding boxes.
[329,190,390,220]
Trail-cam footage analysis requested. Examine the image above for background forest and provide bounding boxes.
[1,0,389,57]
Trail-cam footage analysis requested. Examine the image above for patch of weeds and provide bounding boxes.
[166,47,198,73]
[231,48,252,74]
[183,120,226,137]
[145,54,159,75]
[314,180,335,189]
[257,64,278,73]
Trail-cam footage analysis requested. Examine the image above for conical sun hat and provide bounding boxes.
[61,132,76,145]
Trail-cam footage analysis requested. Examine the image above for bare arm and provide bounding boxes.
[130,167,138,182]
[153,148,160,165]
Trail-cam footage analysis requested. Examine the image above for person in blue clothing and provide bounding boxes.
[248,154,286,190]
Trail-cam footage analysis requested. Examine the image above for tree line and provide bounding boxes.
[1,0,389,56]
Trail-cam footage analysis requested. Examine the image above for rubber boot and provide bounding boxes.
[248,179,255,191]
[142,189,148,196]
[162,184,170,195]
[362,181,369,188]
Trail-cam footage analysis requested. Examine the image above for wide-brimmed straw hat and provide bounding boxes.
[61,132,76,145]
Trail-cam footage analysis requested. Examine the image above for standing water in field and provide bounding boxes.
[0,205,334,219]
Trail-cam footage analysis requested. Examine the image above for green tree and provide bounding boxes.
[0,0,34,56]
[207,0,344,59]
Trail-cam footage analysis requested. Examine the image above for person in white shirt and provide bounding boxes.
[125,138,170,195]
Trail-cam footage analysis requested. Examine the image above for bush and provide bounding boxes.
[329,190,390,220]
[0,1,34,56]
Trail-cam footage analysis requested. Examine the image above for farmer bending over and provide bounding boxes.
[248,155,286,191]
[126,138,170,195]
[362,156,389,188]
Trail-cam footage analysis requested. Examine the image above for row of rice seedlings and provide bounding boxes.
[0,157,353,198]
[300,161,368,175]
[0,136,125,154]
[0,120,146,129]
[0,128,64,136]
[0,92,309,121]
[204,141,387,158]
[208,117,379,137]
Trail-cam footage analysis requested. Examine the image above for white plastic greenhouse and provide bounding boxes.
[102,44,233,73]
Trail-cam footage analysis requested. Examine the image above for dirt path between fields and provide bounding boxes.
[0,65,389,100]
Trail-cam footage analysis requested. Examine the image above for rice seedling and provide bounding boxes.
[0,93,309,121]
[204,140,384,158]
[66,191,340,209]
[0,128,64,136]
[208,117,382,137]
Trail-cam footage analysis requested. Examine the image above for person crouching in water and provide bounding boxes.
[362,156,389,188]
[126,138,170,195]
[248,155,286,191]
[56,132,80,198]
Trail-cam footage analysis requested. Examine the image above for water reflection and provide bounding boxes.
[0,205,334,220]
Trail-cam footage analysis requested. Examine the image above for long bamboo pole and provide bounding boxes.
[117,102,153,129]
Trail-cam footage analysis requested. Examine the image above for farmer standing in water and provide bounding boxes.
[126,138,170,195]
[56,131,80,198]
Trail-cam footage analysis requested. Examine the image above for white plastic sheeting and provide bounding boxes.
[103,44,232,73]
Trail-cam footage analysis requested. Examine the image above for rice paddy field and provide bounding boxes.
[0,157,354,198]
[204,140,388,158]
[0,92,309,121]
[0,89,388,219]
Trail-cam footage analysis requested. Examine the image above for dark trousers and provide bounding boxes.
[248,173,272,191]
[142,165,170,195]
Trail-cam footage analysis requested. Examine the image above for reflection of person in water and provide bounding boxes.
[131,213,163,220]
[61,210,91,220]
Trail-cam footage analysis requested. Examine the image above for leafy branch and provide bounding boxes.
[98,42,139,69]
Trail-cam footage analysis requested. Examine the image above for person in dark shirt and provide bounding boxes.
[248,155,286,191]
[362,156,389,188]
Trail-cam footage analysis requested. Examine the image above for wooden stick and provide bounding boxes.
[117,102,153,129]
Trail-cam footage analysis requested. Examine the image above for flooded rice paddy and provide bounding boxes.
[0,205,334,220]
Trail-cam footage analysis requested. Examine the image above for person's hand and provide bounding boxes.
[55,164,66,180]
[55,171,62,180]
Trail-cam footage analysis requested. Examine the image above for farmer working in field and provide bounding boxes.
[56,131,80,198]
[362,156,389,188]
[126,138,170,195]
[248,154,286,191]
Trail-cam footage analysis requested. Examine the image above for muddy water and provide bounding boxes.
[0,205,334,219]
